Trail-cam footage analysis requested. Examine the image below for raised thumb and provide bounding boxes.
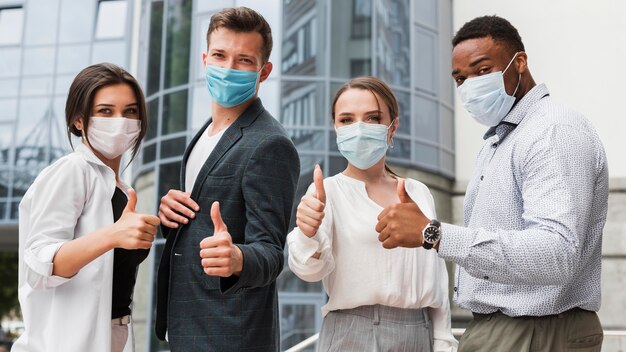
[210,201,228,233]
[313,164,326,204]
[123,188,137,213]
[397,178,413,204]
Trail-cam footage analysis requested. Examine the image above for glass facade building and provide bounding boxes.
[135,0,453,350]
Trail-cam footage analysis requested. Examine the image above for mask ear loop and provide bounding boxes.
[387,118,396,148]
[503,51,523,98]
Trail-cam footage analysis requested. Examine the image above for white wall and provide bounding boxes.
[453,0,626,181]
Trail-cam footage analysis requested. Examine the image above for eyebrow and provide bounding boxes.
[337,110,382,116]
[94,103,138,107]
[451,56,491,76]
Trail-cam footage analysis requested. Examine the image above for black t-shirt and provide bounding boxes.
[111,187,150,319]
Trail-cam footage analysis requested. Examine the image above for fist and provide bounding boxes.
[199,201,243,277]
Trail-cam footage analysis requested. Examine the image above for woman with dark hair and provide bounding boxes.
[14,63,160,352]
[287,76,457,351]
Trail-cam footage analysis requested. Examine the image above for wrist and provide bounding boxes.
[422,219,441,250]
[232,245,244,276]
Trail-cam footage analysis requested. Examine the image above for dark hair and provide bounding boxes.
[65,63,147,164]
[452,15,525,56]
[331,76,399,176]
[207,7,273,64]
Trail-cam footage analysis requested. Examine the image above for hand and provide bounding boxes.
[158,189,200,228]
[296,164,326,238]
[111,188,161,250]
[375,178,430,249]
[199,201,243,277]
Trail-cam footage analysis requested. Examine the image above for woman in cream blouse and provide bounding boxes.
[287,76,457,352]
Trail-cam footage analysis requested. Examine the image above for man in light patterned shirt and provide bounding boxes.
[376,15,607,352]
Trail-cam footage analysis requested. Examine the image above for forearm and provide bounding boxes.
[439,223,576,285]
[52,227,114,278]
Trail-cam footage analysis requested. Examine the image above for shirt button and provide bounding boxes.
[480,175,484,181]
[453,287,458,292]
[492,143,498,148]
[483,275,489,280]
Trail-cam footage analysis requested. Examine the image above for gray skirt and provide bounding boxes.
[318,304,433,352]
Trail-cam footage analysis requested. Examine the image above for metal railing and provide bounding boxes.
[285,329,626,352]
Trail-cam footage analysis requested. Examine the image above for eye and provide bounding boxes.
[365,115,382,123]
[240,58,254,64]
[96,108,112,115]
[338,117,353,124]
[211,52,224,58]
[478,66,492,75]
[124,107,138,116]
[453,77,465,86]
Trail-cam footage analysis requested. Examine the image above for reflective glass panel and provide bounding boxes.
[162,90,188,135]
[0,7,24,45]
[94,0,128,39]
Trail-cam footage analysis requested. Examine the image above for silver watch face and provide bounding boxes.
[423,225,441,244]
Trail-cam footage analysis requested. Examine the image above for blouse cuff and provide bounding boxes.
[289,228,322,265]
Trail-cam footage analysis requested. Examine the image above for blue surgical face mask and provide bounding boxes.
[336,121,393,170]
[457,52,522,127]
[205,64,261,107]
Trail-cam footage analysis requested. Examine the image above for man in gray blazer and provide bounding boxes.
[155,7,300,351]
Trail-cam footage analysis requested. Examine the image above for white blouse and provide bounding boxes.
[287,173,458,352]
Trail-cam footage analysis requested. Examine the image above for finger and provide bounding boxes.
[203,267,229,277]
[313,164,326,204]
[168,190,200,212]
[300,196,325,213]
[160,207,190,225]
[382,237,398,249]
[158,211,179,229]
[201,258,229,268]
[296,214,323,229]
[377,228,390,243]
[140,214,161,227]
[375,212,389,233]
[123,188,137,214]
[162,196,196,219]
[297,202,325,221]
[210,201,228,233]
[397,178,413,203]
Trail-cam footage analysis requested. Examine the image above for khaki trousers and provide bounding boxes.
[458,308,603,352]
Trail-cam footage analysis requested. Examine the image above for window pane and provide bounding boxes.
[24,0,59,45]
[330,0,371,78]
[158,162,181,198]
[0,47,21,77]
[147,1,164,95]
[160,136,186,159]
[95,0,128,39]
[281,81,326,127]
[0,79,19,98]
[282,1,321,76]
[413,28,437,94]
[394,89,410,136]
[92,41,127,67]
[20,77,52,97]
[164,0,191,88]
[376,0,410,87]
[0,7,24,45]
[23,47,55,76]
[147,98,159,140]
[58,1,95,43]
[414,142,438,169]
[0,99,17,122]
[56,45,90,74]
[162,90,188,135]
[387,137,410,160]
[414,0,437,29]
[287,129,325,152]
[191,84,211,131]
[142,143,156,164]
[414,94,438,143]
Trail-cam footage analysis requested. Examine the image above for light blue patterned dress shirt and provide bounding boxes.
[439,84,608,316]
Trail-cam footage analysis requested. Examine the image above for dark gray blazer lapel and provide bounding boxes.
[188,98,265,200]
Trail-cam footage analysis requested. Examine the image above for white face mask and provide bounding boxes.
[86,117,141,160]
[457,52,522,127]
[336,121,393,170]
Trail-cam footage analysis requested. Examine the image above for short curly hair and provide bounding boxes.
[452,15,525,56]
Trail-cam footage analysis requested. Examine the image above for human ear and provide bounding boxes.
[259,61,273,83]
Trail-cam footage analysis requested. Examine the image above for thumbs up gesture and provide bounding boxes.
[199,201,243,277]
[296,164,326,238]
[375,178,430,249]
[111,188,161,250]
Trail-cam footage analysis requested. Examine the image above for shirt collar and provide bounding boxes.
[483,83,550,140]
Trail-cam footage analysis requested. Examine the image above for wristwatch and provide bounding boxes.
[422,219,441,250]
